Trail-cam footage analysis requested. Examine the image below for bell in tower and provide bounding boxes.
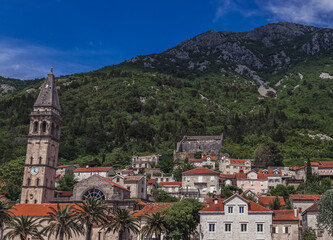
[20,68,62,204]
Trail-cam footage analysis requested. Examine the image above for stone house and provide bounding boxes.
[159,182,182,198]
[290,162,320,181]
[73,166,115,181]
[112,174,147,200]
[188,155,216,168]
[272,209,299,240]
[182,167,220,201]
[259,169,282,189]
[317,161,333,180]
[131,155,160,173]
[146,178,158,197]
[219,157,251,174]
[199,194,273,240]
[301,201,331,240]
[236,171,269,195]
[151,173,176,183]
[72,174,130,201]
[289,194,321,215]
[219,173,237,186]
[56,164,79,177]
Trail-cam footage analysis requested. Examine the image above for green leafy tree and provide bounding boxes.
[41,204,84,240]
[221,185,242,198]
[306,159,313,182]
[152,189,179,202]
[163,198,203,240]
[173,160,194,182]
[74,197,108,240]
[4,216,44,240]
[0,200,12,239]
[269,196,281,210]
[104,208,139,240]
[140,211,168,240]
[158,156,175,173]
[56,173,78,191]
[317,190,333,236]
[321,177,332,190]
[301,227,316,240]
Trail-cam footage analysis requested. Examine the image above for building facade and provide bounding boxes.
[199,194,273,240]
[73,167,115,181]
[272,210,299,240]
[21,68,62,204]
[219,157,251,174]
[236,171,268,195]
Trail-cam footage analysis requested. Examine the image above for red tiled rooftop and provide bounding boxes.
[73,167,113,172]
[236,172,247,179]
[55,191,73,197]
[319,161,333,168]
[220,174,236,179]
[290,194,321,201]
[304,161,320,166]
[273,210,299,221]
[10,203,82,216]
[230,159,247,164]
[183,167,219,175]
[302,201,319,215]
[147,178,157,184]
[259,169,282,175]
[258,196,286,206]
[97,175,130,192]
[159,182,182,186]
[202,156,216,161]
[133,202,174,218]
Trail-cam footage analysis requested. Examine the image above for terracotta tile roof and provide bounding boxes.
[258,196,286,206]
[257,173,268,179]
[230,159,247,164]
[273,210,299,221]
[236,172,247,179]
[159,182,182,186]
[259,169,282,175]
[290,194,321,201]
[57,165,77,168]
[290,166,304,171]
[96,175,130,192]
[188,159,202,162]
[147,178,157,184]
[202,156,216,161]
[237,171,267,179]
[304,161,320,166]
[183,167,219,175]
[188,156,216,162]
[73,167,113,172]
[319,161,333,169]
[10,203,82,216]
[302,201,319,215]
[200,196,271,213]
[56,174,61,179]
[55,191,73,197]
[137,201,147,206]
[124,176,144,182]
[133,202,174,218]
[220,174,236,179]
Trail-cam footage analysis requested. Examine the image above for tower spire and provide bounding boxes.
[34,67,61,111]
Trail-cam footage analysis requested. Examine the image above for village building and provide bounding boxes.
[219,173,237,186]
[301,201,331,240]
[317,161,333,180]
[289,194,321,214]
[159,182,182,198]
[73,166,115,181]
[272,209,299,240]
[199,194,273,240]
[188,155,216,168]
[146,178,158,198]
[258,196,286,208]
[56,164,79,177]
[112,174,147,200]
[219,157,252,174]
[131,154,160,173]
[259,169,282,189]
[174,134,224,160]
[236,170,268,195]
[182,167,220,201]
[151,173,177,183]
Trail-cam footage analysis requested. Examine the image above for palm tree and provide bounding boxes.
[41,203,84,240]
[4,215,43,240]
[0,200,12,239]
[74,197,108,240]
[140,211,168,240]
[104,208,139,240]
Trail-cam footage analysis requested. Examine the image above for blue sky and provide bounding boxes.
[1,0,333,79]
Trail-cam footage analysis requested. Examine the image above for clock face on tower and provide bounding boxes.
[31,168,39,175]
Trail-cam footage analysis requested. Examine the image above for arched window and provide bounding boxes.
[36,178,40,186]
[51,123,55,135]
[27,178,31,186]
[30,157,33,164]
[34,200,37,204]
[39,157,42,164]
[33,121,39,132]
[82,188,105,201]
[42,121,47,133]
[25,199,28,204]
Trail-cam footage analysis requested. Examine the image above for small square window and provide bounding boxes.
[239,206,244,213]
[225,223,231,232]
[241,224,247,232]
[209,223,215,232]
[257,223,263,232]
[228,206,233,213]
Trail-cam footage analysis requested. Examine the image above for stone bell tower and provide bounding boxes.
[20,68,61,204]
